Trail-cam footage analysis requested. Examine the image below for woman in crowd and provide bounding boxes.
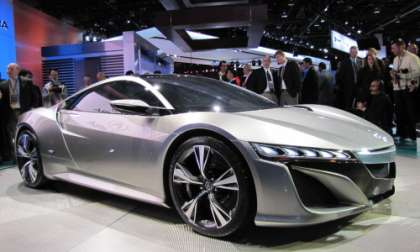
[226,68,241,86]
[357,54,383,103]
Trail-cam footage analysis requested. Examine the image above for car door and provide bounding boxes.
[58,80,169,189]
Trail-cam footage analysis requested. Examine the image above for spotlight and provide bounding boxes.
[84,35,91,41]
[347,32,351,36]
[323,48,329,53]
[357,29,362,34]
[345,21,349,25]
[373,8,381,14]
[92,36,98,42]
[320,19,325,23]
[281,12,288,18]
[310,45,314,49]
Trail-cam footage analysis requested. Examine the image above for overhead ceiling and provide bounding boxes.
[22,0,420,59]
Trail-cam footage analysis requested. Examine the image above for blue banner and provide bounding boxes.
[0,0,16,80]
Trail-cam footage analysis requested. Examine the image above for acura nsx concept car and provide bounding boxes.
[16,75,396,237]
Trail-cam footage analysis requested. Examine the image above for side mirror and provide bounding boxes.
[110,99,172,115]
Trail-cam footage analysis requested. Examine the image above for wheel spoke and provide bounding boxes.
[21,160,32,180]
[193,145,211,179]
[181,190,207,224]
[213,168,239,191]
[173,163,203,185]
[16,145,31,158]
[208,194,231,228]
[28,162,38,183]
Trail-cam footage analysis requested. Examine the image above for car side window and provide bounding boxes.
[64,81,163,114]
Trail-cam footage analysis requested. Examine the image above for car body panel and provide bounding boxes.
[17,75,396,227]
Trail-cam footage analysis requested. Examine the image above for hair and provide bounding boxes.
[218,61,227,69]
[49,68,58,74]
[19,69,32,77]
[319,62,326,70]
[350,46,358,50]
[125,70,134,75]
[368,48,378,55]
[274,50,285,57]
[365,54,381,73]
[303,57,312,65]
[392,38,406,47]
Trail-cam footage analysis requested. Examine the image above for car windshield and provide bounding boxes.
[143,75,278,113]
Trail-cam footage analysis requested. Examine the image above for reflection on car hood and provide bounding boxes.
[237,105,394,151]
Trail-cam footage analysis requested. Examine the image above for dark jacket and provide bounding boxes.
[336,57,363,110]
[273,60,302,101]
[246,67,274,94]
[357,66,383,102]
[358,92,393,134]
[0,77,36,118]
[300,66,319,104]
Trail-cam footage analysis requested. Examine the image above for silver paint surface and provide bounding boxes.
[17,75,396,226]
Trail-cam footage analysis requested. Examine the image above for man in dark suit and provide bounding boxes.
[336,46,363,111]
[246,55,277,102]
[0,63,36,162]
[273,50,301,105]
[300,57,319,104]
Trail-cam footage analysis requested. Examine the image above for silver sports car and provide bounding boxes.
[16,75,395,237]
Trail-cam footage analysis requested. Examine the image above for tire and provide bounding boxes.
[168,136,254,238]
[16,129,48,188]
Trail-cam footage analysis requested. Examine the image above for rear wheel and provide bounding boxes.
[168,136,254,237]
[16,130,48,188]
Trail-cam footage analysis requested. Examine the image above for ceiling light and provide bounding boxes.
[310,45,314,49]
[352,26,355,30]
[373,8,381,14]
[314,23,320,27]
[186,30,219,40]
[320,19,325,23]
[347,32,351,36]
[345,21,349,25]
[357,29,362,34]
[126,20,131,24]
[323,48,329,53]
[281,12,288,18]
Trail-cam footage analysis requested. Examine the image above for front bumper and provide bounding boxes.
[238,142,396,227]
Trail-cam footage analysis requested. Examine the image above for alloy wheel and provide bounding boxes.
[16,132,41,185]
[172,144,240,229]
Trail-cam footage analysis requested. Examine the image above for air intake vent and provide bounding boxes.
[100,55,124,78]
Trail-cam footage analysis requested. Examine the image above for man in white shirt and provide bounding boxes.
[391,39,420,141]
[273,50,301,105]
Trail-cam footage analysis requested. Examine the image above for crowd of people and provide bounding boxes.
[0,65,109,164]
[0,39,419,165]
[214,40,420,141]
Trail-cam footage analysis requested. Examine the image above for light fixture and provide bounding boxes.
[347,32,352,36]
[373,8,381,14]
[281,12,288,18]
[252,143,354,161]
[320,19,325,23]
[357,29,362,34]
[310,45,314,49]
[186,30,219,40]
[323,48,329,53]
[345,21,349,25]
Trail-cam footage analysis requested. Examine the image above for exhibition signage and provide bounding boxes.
[0,0,17,79]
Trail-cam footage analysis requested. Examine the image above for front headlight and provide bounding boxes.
[251,143,355,161]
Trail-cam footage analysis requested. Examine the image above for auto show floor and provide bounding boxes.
[1,149,420,252]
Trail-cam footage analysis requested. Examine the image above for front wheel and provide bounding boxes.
[168,136,254,238]
[16,129,48,188]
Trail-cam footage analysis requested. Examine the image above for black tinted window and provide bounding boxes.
[64,81,163,113]
[144,75,277,113]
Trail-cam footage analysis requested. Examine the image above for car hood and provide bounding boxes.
[235,105,394,151]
